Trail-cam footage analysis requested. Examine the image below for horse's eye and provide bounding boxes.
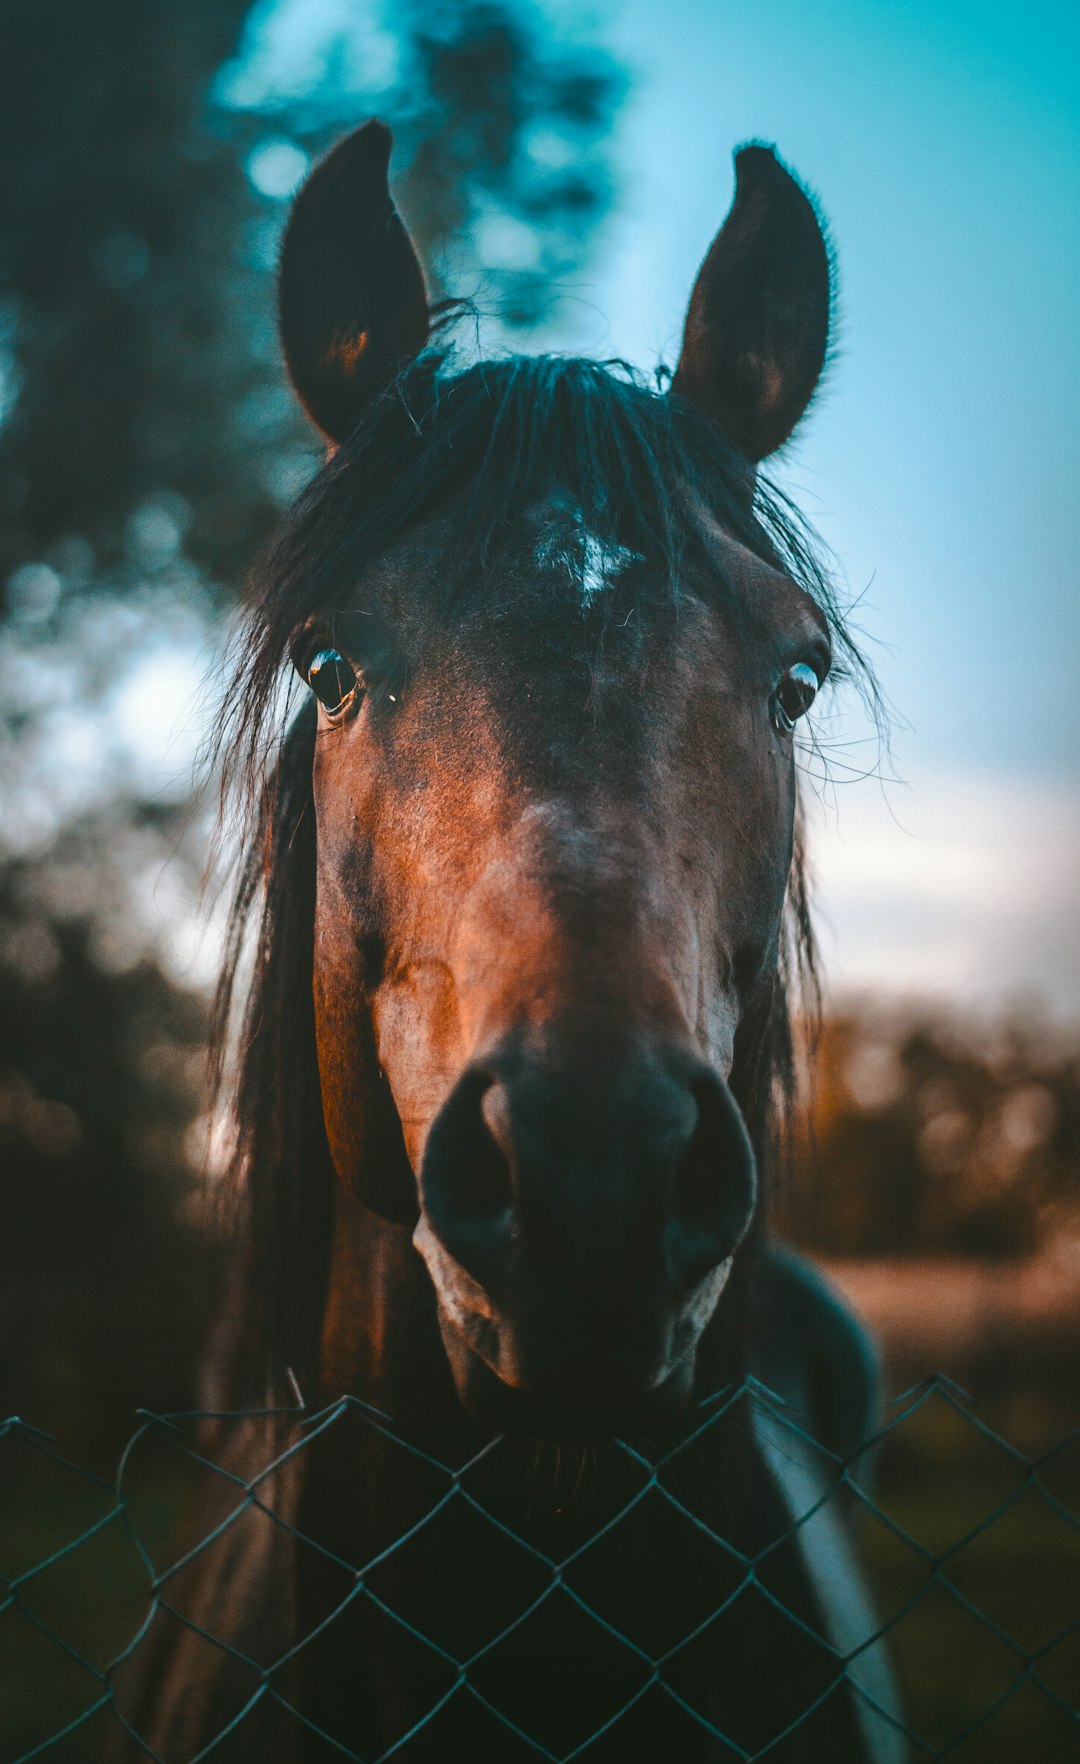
[308,647,359,714]
[771,662,819,734]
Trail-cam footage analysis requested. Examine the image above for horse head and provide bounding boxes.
[240,120,837,1436]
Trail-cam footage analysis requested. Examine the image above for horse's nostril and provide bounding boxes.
[422,1055,756,1322]
[479,1081,515,1166]
[462,1093,514,1223]
[667,1074,757,1290]
[420,1071,515,1295]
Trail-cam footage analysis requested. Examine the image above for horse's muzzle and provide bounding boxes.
[414,1038,756,1432]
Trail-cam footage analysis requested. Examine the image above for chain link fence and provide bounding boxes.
[2,1374,1079,1762]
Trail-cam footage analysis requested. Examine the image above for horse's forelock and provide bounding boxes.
[218,352,863,807]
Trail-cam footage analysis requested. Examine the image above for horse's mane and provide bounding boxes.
[211,351,868,1400]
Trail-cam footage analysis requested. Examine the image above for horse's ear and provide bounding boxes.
[278,120,429,444]
[672,144,831,462]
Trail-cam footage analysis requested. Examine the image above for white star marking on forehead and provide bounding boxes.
[535,502,644,607]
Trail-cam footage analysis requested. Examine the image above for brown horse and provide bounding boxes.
[116,122,904,1762]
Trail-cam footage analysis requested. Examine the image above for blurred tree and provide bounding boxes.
[0,0,626,601]
[0,815,213,1449]
[0,0,289,594]
[780,1011,1080,1261]
[221,0,625,330]
[0,0,626,1442]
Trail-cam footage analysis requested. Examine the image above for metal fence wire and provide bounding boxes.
[2,1374,1079,1763]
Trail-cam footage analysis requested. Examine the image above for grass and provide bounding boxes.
[856,1384,1080,1761]
[0,1426,188,1763]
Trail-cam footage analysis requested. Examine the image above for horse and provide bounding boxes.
[114,121,905,1762]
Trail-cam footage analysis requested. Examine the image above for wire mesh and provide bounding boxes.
[2,1375,1078,1762]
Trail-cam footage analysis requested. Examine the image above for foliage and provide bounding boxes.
[0,0,283,595]
[782,1008,1080,1260]
[0,818,214,1446]
[0,0,625,1444]
[222,0,625,328]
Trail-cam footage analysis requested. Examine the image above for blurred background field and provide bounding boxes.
[0,0,1077,1757]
